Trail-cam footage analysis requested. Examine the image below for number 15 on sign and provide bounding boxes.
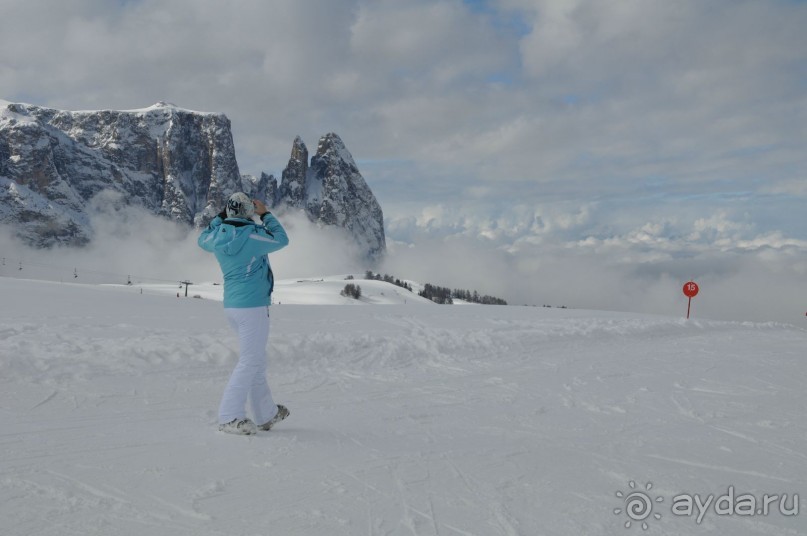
[683,281,699,319]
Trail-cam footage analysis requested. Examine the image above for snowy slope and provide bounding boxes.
[130,275,433,306]
[1,276,805,535]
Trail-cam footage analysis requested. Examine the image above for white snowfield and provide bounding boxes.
[1,276,805,536]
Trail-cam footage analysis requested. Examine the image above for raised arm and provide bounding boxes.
[248,199,289,255]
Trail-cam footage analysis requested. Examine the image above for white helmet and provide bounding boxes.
[225,192,255,219]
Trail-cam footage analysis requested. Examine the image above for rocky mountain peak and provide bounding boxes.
[275,133,386,261]
[315,133,356,166]
[276,136,309,209]
[291,135,307,161]
[1,100,386,260]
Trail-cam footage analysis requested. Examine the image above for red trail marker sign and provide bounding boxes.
[683,281,699,319]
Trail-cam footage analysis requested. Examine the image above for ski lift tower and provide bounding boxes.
[180,280,193,297]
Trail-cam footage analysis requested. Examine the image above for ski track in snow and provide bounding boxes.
[1,277,806,535]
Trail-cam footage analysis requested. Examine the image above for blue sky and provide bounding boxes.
[1,0,805,321]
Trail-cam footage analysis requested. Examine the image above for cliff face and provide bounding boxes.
[1,100,386,260]
[276,136,308,209]
[273,133,386,261]
[0,101,242,246]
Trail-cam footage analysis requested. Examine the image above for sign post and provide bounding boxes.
[683,281,699,319]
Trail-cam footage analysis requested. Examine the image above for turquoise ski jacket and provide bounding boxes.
[197,212,289,308]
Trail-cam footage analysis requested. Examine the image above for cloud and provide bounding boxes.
[1,196,804,324]
[382,203,807,324]
[268,209,365,279]
[350,0,508,84]
[0,200,363,287]
[2,0,803,206]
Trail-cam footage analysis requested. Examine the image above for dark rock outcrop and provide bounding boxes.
[273,133,386,261]
[0,100,241,246]
[1,100,386,259]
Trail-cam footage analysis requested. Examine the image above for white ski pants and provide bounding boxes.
[219,306,279,425]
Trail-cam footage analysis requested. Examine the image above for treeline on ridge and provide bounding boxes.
[417,283,507,305]
[341,271,507,305]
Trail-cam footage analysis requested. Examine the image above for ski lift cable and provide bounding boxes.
[1,256,190,284]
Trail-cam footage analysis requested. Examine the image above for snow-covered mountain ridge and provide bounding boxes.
[0,100,385,259]
[0,101,240,245]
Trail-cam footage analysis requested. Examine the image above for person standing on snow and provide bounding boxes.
[198,192,290,435]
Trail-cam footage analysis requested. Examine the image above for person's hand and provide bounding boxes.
[253,199,268,216]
